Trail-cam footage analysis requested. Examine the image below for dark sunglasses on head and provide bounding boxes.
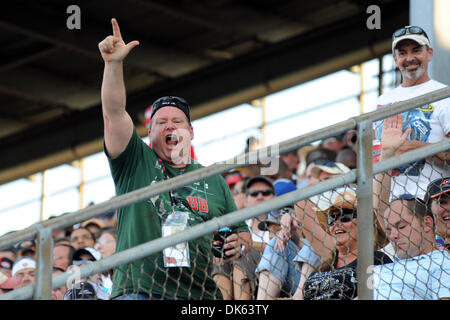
[392,26,429,41]
[327,208,357,226]
[247,189,274,197]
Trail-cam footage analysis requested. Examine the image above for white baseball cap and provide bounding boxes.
[392,25,431,52]
[12,257,36,276]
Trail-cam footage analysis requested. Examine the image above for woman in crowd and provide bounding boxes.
[290,187,391,299]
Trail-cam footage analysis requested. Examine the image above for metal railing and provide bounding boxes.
[1,86,449,300]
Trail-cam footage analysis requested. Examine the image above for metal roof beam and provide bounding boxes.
[0,1,408,184]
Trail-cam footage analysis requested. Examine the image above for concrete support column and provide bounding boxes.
[410,0,450,85]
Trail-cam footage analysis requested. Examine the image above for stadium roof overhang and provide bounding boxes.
[0,0,408,184]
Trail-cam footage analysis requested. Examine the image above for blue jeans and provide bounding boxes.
[255,237,301,295]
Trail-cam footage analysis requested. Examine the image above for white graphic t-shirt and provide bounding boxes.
[373,80,450,200]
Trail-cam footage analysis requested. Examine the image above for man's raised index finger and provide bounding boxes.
[111,18,122,39]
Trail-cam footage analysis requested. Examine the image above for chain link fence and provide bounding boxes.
[0,87,449,300]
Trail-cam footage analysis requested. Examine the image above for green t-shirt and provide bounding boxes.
[107,128,247,299]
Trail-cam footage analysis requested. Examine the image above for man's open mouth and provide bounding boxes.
[165,134,179,146]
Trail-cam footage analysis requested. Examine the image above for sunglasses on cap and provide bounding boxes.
[246,189,274,197]
[392,26,429,41]
[327,208,357,226]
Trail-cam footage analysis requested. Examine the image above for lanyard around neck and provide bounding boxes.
[158,157,187,209]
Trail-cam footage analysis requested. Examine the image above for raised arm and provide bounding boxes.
[295,199,335,265]
[292,262,316,300]
[98,18,140,158]
[274,211,302,251]
[373,114,410,233]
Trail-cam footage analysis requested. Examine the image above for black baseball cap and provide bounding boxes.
[424,177,450,204]
[245,176,275,193]
[151,96,191,123]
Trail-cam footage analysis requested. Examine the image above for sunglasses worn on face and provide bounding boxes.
[247,189,274,197]
[392,26,429,41]
[327,209,357,226]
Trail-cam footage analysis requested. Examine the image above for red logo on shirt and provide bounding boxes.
[187,196,209,213]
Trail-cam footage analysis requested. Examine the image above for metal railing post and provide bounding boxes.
[356,120,374,300]
[33,227,53,300]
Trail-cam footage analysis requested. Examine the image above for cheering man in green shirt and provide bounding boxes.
[98,18,250,300]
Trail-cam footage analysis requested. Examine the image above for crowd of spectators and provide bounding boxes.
[0,22,448,300]
[0,121,447,300]
[0,210,117,299]
[216,118,448,300]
